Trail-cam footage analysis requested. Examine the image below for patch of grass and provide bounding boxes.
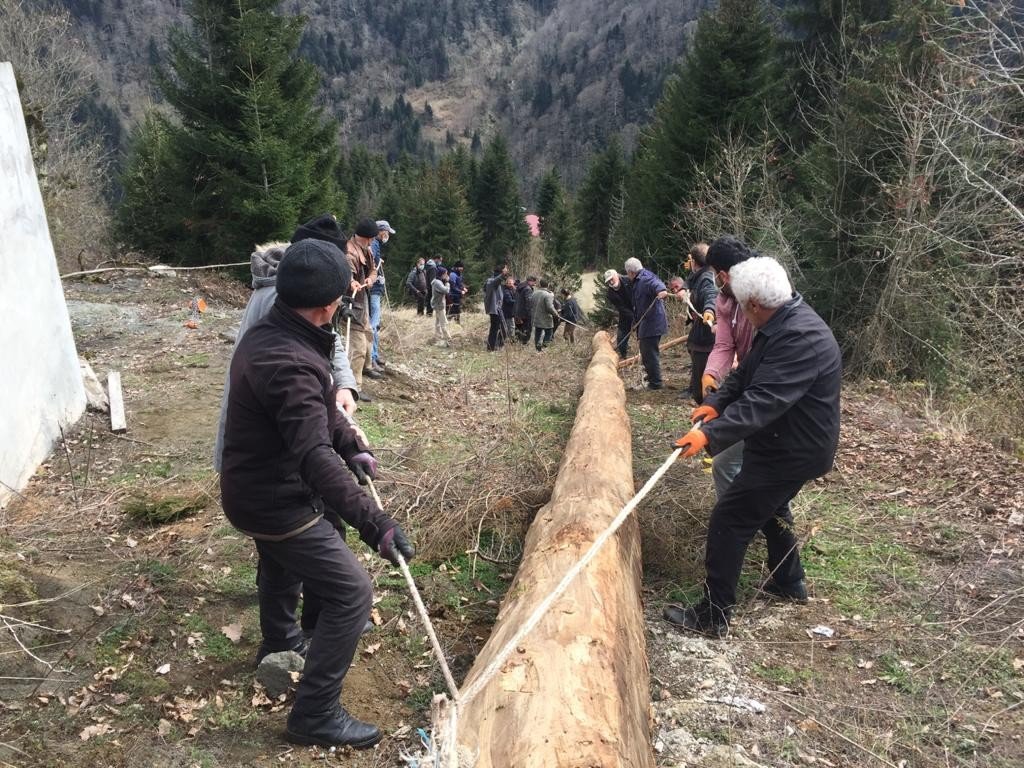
[182,614,245,662]
[180,352,210,368]
[124,490,207,525]
[752,663,818,688]
[520,397,574,438]
[138,558,179,587]
[210,559,257,600]
[0,559,37,605]
[205,690,261,730]
[878,652,917,693]
[802,495,921,617]
[113,459,174,484]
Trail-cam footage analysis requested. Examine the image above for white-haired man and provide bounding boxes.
[624,257,668,389]
[666,256,841,638]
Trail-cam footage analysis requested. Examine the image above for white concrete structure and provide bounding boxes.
[0,62,86,507]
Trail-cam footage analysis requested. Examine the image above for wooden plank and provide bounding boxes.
[457,331,655,768]
[107,371,127,434]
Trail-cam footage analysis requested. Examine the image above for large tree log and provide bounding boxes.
[457,331,654,768]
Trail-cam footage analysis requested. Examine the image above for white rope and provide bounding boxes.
[60,261,250,279]
[458,445,685,708]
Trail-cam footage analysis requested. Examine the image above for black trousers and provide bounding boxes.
[254,518,372,715]
[704,467,807,615]
[486,314,505,350]
[615,316,633,358]
[688,348,710,403]
[638,335,662,387]
[516,318,532,344]
[411,294,425,315]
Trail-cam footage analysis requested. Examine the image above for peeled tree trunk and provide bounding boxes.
[456,331,654,768]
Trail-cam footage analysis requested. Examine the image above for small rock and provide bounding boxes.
[219,329,238,344]
[256,651,305,698]
[698,744,770,768]
[148,264,177,278]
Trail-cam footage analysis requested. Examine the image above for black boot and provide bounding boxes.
[761,579,808,603]
[663,601,729,639]
[286,706,382,749]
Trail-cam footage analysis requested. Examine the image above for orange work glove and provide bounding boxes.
[691,404,719,424]
[701,374,719,398]
[674,429,709,458]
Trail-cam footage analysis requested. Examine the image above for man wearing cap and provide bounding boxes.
[369,220,395,372]
[221,238,414,747]
[213,214,362,474]
[345,220,381,390]
[604,269,634,359]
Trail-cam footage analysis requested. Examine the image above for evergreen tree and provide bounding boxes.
[535,168,562,231]
[534,168,579,271]
[620,0,785,267]
[575,137,626,268]
[472,133,528,266]
[117,0,343,264]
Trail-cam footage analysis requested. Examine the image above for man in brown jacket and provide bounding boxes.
[344,219,381,389]
[221,238,413,748]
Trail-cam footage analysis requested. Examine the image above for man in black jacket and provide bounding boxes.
[666,256,841,638]
[221,239,414,748]
[684,243,718,403]
[603,269,635,359]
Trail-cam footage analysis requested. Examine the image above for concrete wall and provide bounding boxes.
[0,62,86,507]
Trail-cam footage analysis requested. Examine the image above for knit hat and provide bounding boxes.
[603,269,617,284]
[355,218,378,238]
[706,236,755,273]
[276,239,350,309]
[376,220,396,234]
[291,214,346,250]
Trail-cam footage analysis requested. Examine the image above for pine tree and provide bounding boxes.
[535,168,562,232]
[472,133,528,267]
[534,169,579,271]
[575,137,626,268]
[620,0,785,267]
[117,0,344,264]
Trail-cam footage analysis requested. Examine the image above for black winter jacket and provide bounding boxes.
[606,275,634,322]
[686,267,718,352]
[220,300,394,545]
[703,294,841,480]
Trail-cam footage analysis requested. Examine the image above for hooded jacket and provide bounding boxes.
[213,243,357,472]
[630,268,667,339]
[220,299,393,544]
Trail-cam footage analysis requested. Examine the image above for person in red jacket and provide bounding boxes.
[221,238,413,749]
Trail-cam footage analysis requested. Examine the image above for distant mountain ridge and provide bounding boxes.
[58,0,712,194]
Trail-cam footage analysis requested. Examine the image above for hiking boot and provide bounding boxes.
[374,357,387,367]
[647,383,663,391]
[286,705,381,749]
[254,638,307,668]
[358,391,373,403]
[363,368,384,381]
[761,579,808,604]
[662,601,729,639]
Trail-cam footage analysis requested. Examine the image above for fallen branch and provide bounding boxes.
[617,335,687,369]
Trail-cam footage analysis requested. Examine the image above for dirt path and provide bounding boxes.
[1,277,1021,767]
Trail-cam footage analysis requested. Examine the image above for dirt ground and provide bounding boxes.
[1,274,1021,767]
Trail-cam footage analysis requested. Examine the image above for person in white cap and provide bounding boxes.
[603,268,634,359]
[368,220,395,374]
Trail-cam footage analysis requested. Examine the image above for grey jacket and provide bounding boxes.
[213,242,358,471]
[431,277,450,311]
[530,289,557,330]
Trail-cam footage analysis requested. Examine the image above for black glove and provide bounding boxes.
[339,296,355,320]
[378,525,415,566]
[345,451,377,485]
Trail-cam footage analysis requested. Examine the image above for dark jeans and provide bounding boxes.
[411,293,425,315]
[638,335,662,387]
[615,316,633,358]
[449,301,462,322]
[254,518,372,715]
[534,326,553,350]
[487,313,505,350]
[704,467,807,616]
[688,348,710,403]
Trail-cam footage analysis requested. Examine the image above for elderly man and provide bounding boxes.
[344,219,380,391]
[624,257,668,390]
[221,239,414,746]
[666,256,841,638]
[603,269,635,359]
